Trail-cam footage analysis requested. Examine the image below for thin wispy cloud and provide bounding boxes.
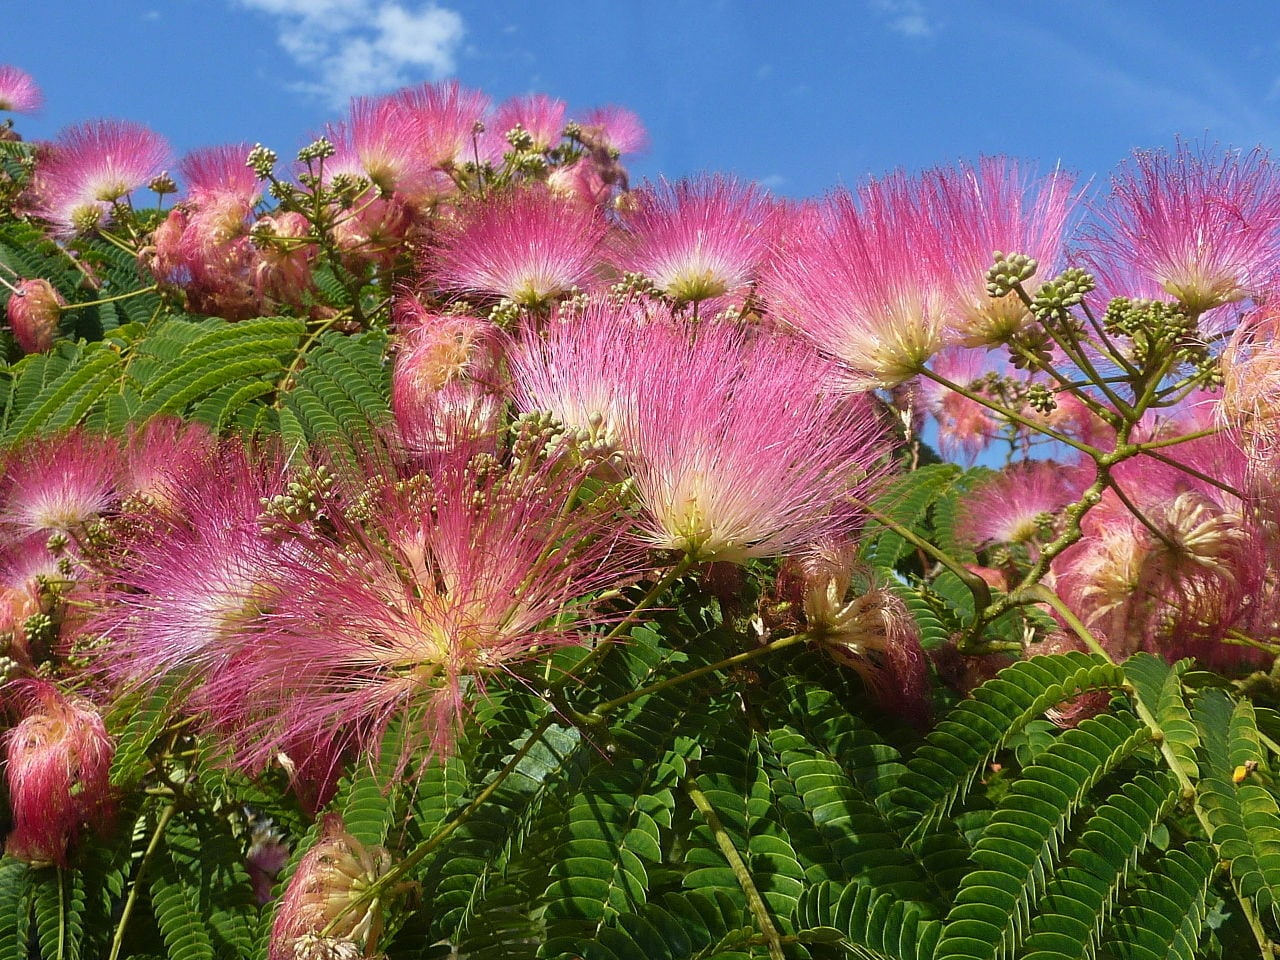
[236,0,464,107]
[869,0,936,39]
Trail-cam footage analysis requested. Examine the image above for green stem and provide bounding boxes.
[1139,448,1246,500]
[588,632,810,717]
[685,781,785,960]
[107,804,176,960]
[1135,427,1222,451]
[1015,583,1112,661]
[62,284,158,311]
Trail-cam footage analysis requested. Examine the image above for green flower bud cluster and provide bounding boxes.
[296,138,336,164]
[246,144,278,179]
[1030,268,1096,323]
[1025,382,1057,414]
[260,465,335,532]
[985,251,1038,298]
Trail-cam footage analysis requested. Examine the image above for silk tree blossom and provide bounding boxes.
[915,348,1002,462]
[1082,141,1280,314]
[325,95,432,201]
[391,302,509,455]
[486,93,567,153]
[611,176,779,304]
[198,444,638,772]
[926,157,1078,345]
[6,278,64,354]
[0,429,122,542]
[1220,305,1280,461]
[4,681,113,867]
[90,443,289,684]
[0,66,41,114]
[957,460,1082,550]
[30,120,170,235]
[393,79,492,169]
[762,177,950,389]
[621,322,892,562]
[428,187,607,307]
[509,298,665,448]
[579,105,648,157]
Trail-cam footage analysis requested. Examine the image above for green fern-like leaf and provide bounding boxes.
[890,653,1125,842]
[795,881,943,960]
[0,858,33,960]
[1098,843,1217,960]
[1123,653,1199,781]
[32,865,86,960]
[934,711,1152,960]
[860,463,964,570]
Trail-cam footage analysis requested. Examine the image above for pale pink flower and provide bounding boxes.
[487,93,566,153]
[391,304,508,455]
[252,210,316,304]
[762,177,950,388]
[394,80,492,169]
[621,322,893,562]
[0,535,62,666]
[331,194,412,272]
[200,445,636,771]
[927,157,1078,345]
[0,429,121,541]
[957,460,1081,549]
[120,416,216,508]
[269,815,393,960]
[6,278,64,353]
[915,348,1002,462]
[429,187,607,306]
[31,120,170,234]
[0,66,41,114]
[326,95,431,199]
[1220,304,1280,460]
[1082,141,1280,313]
[612,176,778,304]
[4,681,114,867]
[579,105,648,157]
[179,143,260,205]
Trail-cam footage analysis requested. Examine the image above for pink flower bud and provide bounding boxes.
[4,681,114,867]
[270,815,393,960]
[6,279,64,353]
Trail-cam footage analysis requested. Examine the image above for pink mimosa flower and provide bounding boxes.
[0,66,42,114]
[621,322,893,562]
[1082,141,1280,314]
[31,120,170,235]
[326,95,431,199]
[6,278,64,353]
[4,681,113,867]
[429,187,607,306]
[0,429,121,541]
[762,176,950,388]
[579,105,648,157]
[957,460,1082,549]
[612,176,778,304]
[394,80,492,169]
[179,143,260,205]
[488,93,566,153]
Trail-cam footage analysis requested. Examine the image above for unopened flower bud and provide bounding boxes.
[269,815,394,960]
[4,681,114,867]
[6,278,64,353]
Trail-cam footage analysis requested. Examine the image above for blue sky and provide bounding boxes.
[7,1,1280,198]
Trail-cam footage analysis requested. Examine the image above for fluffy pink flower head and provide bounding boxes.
[6,278,64,353]
[179,143,260,205]
[487,93,566,153]
[120,416,216,509]
[31,120,170,235]
[579,105,648,157]
[1220,304,1280,460]
[1083,141,1280,314]
[326,96,431,200]
[0,66,42,114]
[0,429,121,541]
[91,443,287,684]
[252,210,316,304]
[4,680,114,867]
[926,157,1078,345]
[612,176,778,304]
[0,535,61,666]
[957,460,1081,550]
[394,80,492,169]
[509,298,656,448]
[762,177,950,388]
[269,814,393,960]
[621,322,893,562]
[429,187,607,306]
[391,304,508,455]
[201,443,636,771]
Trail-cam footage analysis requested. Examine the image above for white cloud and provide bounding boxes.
[869,0,936,39]
[236,0,464,107]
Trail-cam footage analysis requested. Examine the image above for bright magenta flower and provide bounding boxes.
[4,681,113,867]
[1083,141,1280,313]
[621,322,892,562]
[201,445,635,771]
[487,93,567,152]
[327,95,432,200]
[762,176,950,388]
[926,157,1078,345]
[6,278,64,353]
[429,187,607,306]
[0,429,121,541]
[612,176,778,304]
[31,120,170,234]
[0,65,42,114]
